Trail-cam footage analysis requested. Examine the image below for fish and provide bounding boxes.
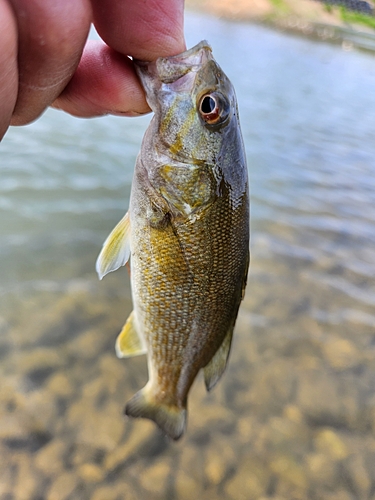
[96,40,249,440]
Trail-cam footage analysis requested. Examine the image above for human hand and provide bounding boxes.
[0,0,185,140]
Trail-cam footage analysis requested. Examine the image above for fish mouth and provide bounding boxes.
[134,41,213,100]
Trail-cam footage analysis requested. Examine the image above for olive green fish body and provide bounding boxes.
[96,41,249,440]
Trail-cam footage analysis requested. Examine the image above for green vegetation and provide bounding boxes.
[340,6,375,30]
[322,3,375,30]
[323,3,333,13]
[269,0,290,14]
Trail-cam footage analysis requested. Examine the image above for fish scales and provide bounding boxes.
[96,41,250,440]
[132,170,247,398]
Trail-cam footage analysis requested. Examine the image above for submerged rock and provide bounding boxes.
[77,463,105,483]
[139,460,171,495]
[322,337,362,371]
[314,428,349,460]
[13,455,41,500]
[174,470,201,500]
[34,439,66,476]
[46,471,78,500]
[225,456,271,499]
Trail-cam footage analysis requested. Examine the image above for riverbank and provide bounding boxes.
[186,0,375,52]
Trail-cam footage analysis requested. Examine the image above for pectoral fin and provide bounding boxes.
[96,212,130,280]
[115,311,147,358]
[203,327,234,392]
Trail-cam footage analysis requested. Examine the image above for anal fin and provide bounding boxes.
[116,311,146,358]
[203,327,234,392]
[241,248,250,300]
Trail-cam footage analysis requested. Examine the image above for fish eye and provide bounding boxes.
[201,95,216,114]
[198,92,230,127]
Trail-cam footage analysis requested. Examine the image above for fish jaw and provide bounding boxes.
[134,41,213,110]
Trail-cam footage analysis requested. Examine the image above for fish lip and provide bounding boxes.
[134,40,213,91]
[155,40,212,78]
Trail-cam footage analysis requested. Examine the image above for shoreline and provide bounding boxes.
[186,0,375,53]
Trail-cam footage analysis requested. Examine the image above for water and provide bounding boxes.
[1,11,375,500]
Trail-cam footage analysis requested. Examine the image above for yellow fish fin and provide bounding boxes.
[96,212,131,280]
[203,327,234,392]
[115,311,146,358]
[125,385,187,441]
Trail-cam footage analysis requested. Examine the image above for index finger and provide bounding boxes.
[90,0,186,61]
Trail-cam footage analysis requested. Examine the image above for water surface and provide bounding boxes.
[1,11,375,500]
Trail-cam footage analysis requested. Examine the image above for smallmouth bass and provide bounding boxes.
[96,41,249,440]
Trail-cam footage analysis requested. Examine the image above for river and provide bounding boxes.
[1,10,375,500]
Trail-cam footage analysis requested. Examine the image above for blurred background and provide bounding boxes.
[1,2,375,499]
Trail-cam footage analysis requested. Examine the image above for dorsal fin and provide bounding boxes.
[96,212,131,280]
[115,311,147,358]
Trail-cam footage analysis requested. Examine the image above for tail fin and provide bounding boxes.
[125,388,187,441]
